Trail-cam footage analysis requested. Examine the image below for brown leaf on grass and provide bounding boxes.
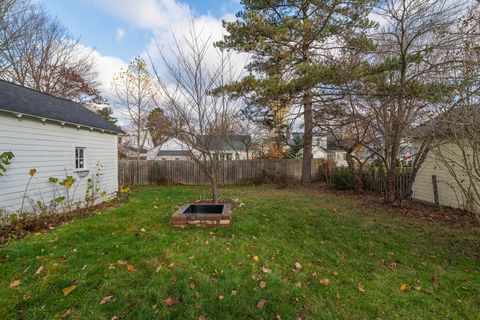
[414,285,422,291]
[218,295,224,300]
[432,274,440,287]
[388,262,397,270]
[357,283,365,293]
[261,266,272,273]
[10,280,21,288]
[298,309,307,320]
[163,297,178,307]
[253,256,259,262]
[35,266,44,275]
[127,264,136,271]
[168,263,174,269]
[320,278,330,286]
[111,317,119,320]
[198,316,206,320]
[61,309,71,319]
[209,274,218,282]
[117,260,128,265]
[100,295,116,304]
[399,284,408,291]
[256,299,266,309]
[63,285,77,297]
[259,281,266,289]
[156,266,162,273]
[189,282,196,289]
[294,262,302,270]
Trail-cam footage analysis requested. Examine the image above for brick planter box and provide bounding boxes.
[171,203,232,227]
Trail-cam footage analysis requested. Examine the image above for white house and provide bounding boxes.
[147,138,191,160]
[198,135,252,160]
[0,80,123,214]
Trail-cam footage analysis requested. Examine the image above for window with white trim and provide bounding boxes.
[75,147,86,169]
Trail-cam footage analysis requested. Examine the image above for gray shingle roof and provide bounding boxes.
[197,135,250,151]
[0,79,123,133]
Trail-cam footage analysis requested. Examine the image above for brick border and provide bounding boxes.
[170,203,232,227]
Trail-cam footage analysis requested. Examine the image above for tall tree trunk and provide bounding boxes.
[301,90,313,186]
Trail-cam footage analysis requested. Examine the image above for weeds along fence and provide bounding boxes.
[318,162,412,196]
[118,159,325,186]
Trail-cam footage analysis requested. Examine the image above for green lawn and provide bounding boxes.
[1,186,479,319]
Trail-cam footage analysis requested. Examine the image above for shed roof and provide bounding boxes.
[0,79,123,134]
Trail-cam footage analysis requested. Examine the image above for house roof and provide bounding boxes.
[410,105,480,139]
[0,79,123,134]
[197,135,251,151]
[128,147,149,154]
[157,150,190,157]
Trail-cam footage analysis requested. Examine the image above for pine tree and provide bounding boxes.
[217,0,376,185]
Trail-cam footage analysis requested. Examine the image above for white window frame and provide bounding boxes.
[74,147,86,170]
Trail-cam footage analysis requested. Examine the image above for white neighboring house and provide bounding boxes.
[198,135,252,160]
[147,138,191,160]
[0,80,123,214]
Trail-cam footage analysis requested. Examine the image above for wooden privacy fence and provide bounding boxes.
[118,159,325,186]
[362,171,412,197]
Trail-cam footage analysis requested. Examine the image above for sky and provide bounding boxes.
[37,0,242,94]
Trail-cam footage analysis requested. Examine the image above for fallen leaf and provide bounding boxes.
[100,295,116,304]
[298,309,308,320]
[168,263,174,269]
[81,265,88,270]
[357,283,365,293]
[140,228,146,232]
[294,262,302,270]
[117,260,128,265]
[61,309,71,319]
[253,256,259,262]
[400,284,408,291]
[256,299,266,309]
[156,266,162,273]
[35,266,44,275]
[259,281,266,288]
[218,295,224,300]
[231,290,237,296]
[198,316,206,320]
[164,297,178,307]
[388,262,397,270]
[127,264,136,271]
[189,282,196,289]
[261,266,272,273]
[111,317,119,320]
[10,280,21,288]
[320,278,330,286]
[63,285,77,297]
[414,285,422,291]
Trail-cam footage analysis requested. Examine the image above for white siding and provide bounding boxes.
[0,111,118,214]
[413,141,471,210]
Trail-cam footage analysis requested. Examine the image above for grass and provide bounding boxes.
[0,185,479,319]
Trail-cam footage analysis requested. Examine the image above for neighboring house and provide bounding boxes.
[198,135,252,160]
[288,132,328,159]
[125,147,149,159]
[0,80,122,214]
[412,109,479,211]
[147,138,191,160]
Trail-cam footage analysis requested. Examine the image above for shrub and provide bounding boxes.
[330,168,354,190]
[154,169,168,185]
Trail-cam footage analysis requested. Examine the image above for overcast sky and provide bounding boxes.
[37,0,243,126]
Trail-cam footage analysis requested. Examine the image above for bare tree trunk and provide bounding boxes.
[210,175,219,202]
[301,91,313,186]
[346,153,363,193]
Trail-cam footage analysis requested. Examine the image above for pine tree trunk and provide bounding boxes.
[301,91,313,186]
